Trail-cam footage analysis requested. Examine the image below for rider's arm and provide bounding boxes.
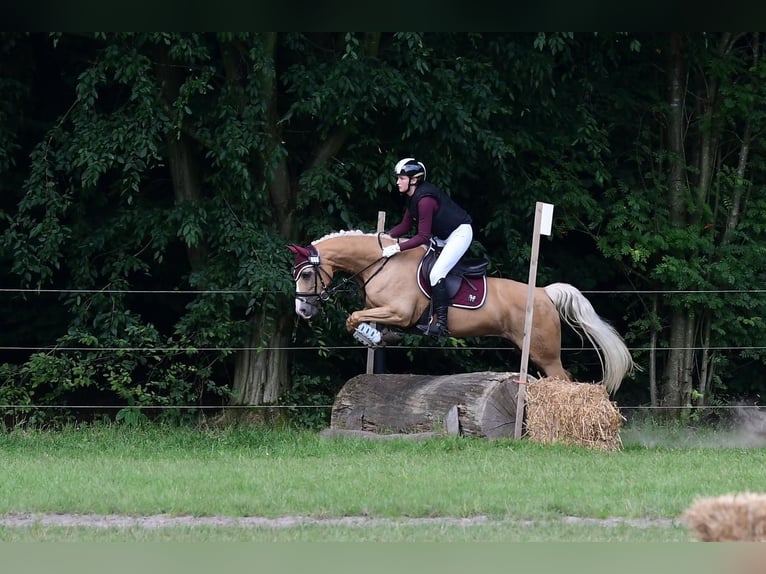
[398,196,437,250]
[387,208,412,238]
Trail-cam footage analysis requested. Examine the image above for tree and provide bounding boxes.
[4,33,766,424]
[594,33,766,410]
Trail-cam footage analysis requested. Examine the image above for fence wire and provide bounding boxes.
[1,286,764,413]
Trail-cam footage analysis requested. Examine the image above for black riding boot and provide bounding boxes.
[424,279,449,338]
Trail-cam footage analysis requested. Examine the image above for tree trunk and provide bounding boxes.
[227,34,295,406]
[661,310,695,412]
[721,33,756,248]
[659,33,693,413]
[697,314,713,406]
[231,310,291,405]
[156,47,210,271]
[649,295,658,407]
[330,372,522,438]
[666,32,688,227]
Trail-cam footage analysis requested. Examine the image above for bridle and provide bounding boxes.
[293,246,335,304]
[292,235,391,306]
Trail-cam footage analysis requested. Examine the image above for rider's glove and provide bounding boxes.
[381,244,401,258]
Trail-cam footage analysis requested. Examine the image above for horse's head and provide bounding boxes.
[287,243,333,320]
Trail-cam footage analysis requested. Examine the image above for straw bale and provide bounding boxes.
[525,377,624,451]
[682,492,766,541]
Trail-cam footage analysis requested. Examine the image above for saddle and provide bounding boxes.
[416,242,489,310]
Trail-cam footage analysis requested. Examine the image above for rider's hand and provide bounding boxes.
[381,244,401,258]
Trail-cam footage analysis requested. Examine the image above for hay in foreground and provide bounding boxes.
[682,492,766,541]
[525,377,624,451]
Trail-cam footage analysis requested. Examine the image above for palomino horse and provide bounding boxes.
[288,230,634,393]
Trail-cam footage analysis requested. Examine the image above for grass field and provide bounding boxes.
[1,421,765,543]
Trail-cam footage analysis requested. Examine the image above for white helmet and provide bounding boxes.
[394,158,426,181]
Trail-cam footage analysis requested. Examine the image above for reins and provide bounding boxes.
[317,258,390,302]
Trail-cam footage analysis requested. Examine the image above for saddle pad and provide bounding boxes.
[417,263,487,310]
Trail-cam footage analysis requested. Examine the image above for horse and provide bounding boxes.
[288,230,634,394]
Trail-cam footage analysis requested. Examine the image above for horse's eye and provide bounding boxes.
[300,269,314,280]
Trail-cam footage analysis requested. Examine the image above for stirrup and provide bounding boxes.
[419,321,448,338]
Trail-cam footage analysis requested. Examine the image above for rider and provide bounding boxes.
[381,157,474,338]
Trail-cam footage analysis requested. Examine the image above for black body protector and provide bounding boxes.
[406,182,472,240]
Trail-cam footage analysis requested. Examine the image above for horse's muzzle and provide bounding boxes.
[295,297,319,320]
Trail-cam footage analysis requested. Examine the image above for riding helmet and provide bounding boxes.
[394,158,426,181]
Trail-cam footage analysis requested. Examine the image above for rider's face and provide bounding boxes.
[396,175,411,194]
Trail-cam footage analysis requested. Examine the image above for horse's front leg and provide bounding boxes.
[346,306,412,333]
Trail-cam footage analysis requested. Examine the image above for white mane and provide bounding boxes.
[313,230,384,244]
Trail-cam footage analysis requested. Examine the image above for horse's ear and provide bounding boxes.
[287,244,309,257]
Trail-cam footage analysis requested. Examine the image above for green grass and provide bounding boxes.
[0,423,764,541]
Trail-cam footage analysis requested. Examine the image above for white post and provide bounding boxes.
[514,202,554,439]
[366,211,386,374]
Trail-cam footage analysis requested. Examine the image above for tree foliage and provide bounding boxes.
[1,32,766,426]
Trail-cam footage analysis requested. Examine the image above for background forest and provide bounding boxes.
[1,32,765,427]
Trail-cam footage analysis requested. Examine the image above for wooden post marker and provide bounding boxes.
[514,202,554,439]
[366,211,386,374]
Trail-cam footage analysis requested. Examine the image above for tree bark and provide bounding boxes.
[232,311,291,405]
[155,47,210,272]
[226,34,294,406]
[330,372,521,438]
[666,32,688,228]
[662,311,685,408]
[660,33,694,412]
[721,33,756,248]
[649,296,658,407]
[697,314,713,406]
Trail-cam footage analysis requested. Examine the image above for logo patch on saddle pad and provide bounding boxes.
[416,262,487,310]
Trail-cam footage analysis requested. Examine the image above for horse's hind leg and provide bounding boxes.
[501,329,571,381]
[525,307,572,381]
[529,343,571,381]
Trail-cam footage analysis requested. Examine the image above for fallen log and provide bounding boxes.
[329,371,523,438]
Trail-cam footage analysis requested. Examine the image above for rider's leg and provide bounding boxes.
[424,224,473,337]
[428,224,473,285]
[423,277,450,337]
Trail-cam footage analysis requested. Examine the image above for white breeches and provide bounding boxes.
[429,223,473,285]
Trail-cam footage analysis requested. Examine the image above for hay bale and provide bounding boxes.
[525,377,624,451]
[682,493,766,541]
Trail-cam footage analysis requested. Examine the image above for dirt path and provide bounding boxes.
[0,512,678,529]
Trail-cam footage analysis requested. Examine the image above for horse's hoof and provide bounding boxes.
[380,328,402,345]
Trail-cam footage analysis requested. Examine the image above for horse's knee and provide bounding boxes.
[346,314,359,332]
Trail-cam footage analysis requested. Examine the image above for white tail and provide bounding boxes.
[544,282,634,393]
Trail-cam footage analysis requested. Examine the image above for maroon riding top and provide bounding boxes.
[387,196,438,251]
